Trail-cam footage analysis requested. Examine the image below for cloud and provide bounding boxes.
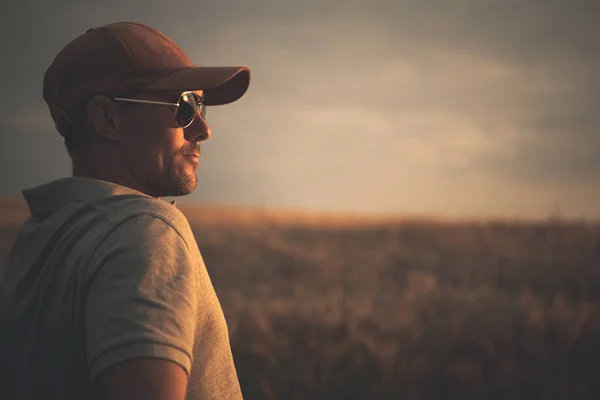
[200,8,600,189]
[1,0,599,216]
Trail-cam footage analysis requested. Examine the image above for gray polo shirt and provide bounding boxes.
[0,177,243,400]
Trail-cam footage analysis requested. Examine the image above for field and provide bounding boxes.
[2,197,600,399]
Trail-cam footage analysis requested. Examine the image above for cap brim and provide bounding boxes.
[143,66,250,106]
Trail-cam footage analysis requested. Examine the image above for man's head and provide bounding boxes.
[42,22,250,198]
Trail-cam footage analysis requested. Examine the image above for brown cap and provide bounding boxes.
[43,21,250,136]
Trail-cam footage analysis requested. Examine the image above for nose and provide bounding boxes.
[184,113,211,142]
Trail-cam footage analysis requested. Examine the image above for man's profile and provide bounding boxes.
[0,21,250,400]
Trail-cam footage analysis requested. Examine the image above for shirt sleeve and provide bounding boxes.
[84,213,199,384]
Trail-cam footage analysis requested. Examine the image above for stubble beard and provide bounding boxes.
[163,156,198,196]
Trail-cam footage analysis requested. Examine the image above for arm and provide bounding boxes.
[85,214,199,400]
[91,358,187,400]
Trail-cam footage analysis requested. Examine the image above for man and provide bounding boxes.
[0,21,250,400]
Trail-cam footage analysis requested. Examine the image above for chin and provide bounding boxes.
[171,174,197,197]
[161,163,198,197]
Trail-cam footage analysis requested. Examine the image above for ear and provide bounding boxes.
[86,95,121,141]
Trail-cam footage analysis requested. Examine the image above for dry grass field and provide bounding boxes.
[2,196,600,399]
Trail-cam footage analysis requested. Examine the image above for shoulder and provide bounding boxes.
[84,196,202,288]
[82,195,201,273]
[99,195,196,248]
[106,195,191,230]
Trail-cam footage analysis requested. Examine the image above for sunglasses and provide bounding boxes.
[112,91,206,128]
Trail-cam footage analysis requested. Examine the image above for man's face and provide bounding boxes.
[113,90,211,198]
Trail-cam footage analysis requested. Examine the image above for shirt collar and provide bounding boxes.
[22,177,176,218]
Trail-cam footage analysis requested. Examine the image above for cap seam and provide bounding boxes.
[102,26,135,70]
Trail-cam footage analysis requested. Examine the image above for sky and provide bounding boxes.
[0,0,599,219]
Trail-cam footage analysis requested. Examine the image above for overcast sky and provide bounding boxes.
[0,0,599,219]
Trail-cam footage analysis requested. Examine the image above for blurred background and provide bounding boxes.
[1,0,600,399]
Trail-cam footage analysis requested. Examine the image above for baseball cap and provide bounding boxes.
[43,21,251,136]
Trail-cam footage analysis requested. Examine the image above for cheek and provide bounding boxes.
[160,128,187,166]
[121,116,181,166]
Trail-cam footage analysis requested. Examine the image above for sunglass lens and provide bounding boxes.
[193,93,207,121]
[200,103,206,120]
[176,92,197,127]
